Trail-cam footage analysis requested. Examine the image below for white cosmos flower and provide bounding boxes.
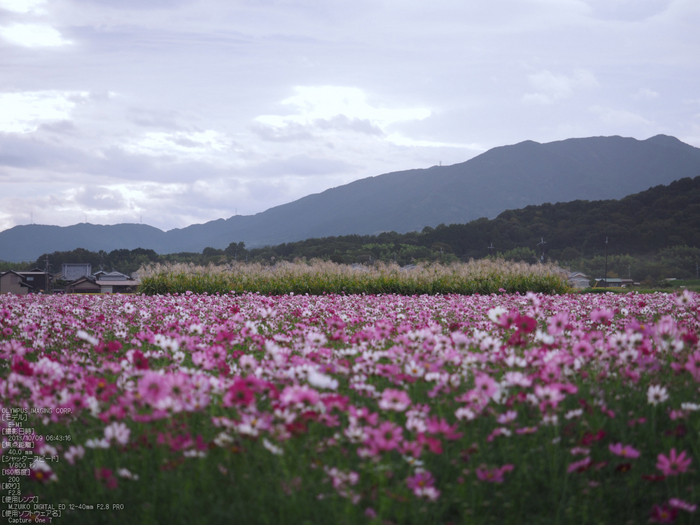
[263,438,284,456]
[307,369,338,390]
[647,385,669,405]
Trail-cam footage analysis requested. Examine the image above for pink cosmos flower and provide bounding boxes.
[571,340,594,358]
[280,385,321,408]
[137,371,168,405]
[369,421,403,451]
[608,443,640,459]
[567,456,592,473]
[378,388,411,412]
[590,308,614,323]
[515,426,538,435]
[656,449,692,476]
[497,410,518,424]
[669,498,697,513]
[474,373,499,399]
[684,351,700,382]
[348,406,379,426]
[426,417,463,440]
[547,312,569,335]
[475,464,514,483]
[534,384,565,411]
[406,471,440,500]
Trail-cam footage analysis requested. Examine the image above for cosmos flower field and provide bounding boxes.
[1,290,699,524]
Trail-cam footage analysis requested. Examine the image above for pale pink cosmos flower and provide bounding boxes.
[496,410,517,424]
[64,445,85,465]
[104,422,130,445]
[656,448,692,476]
[503,371,532,388]
[570,447,590,456]
[474,373,499,400]
[608,443,640,459]
[280,385,321,408]
[455,407,476,421]
[669,498,697,513]
[378,388,411,412]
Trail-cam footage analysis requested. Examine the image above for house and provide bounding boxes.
[16,269,51,292]
[596,278,634,288]
[0,271,33,295]
[568,271,591,289]
[64,270,140,294]
[64,276,101,294]
[94,271,140,293]
[62,263,92,281]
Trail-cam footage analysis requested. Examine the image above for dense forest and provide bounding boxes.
[2,176,699,284]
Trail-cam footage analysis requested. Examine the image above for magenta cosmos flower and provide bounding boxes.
[657,449,692,476]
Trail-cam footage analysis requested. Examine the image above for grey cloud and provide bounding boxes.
[251,155,357,178]
[71,0,191,10]
[1,0,698,234]
[74,186,127,210]
[250,122,315,142]
[128,109,183,130]
[0,133,87,170]
[315,116,384,136]
[582,0,673,22]
[37,120,78,134]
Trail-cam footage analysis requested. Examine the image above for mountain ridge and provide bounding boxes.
[2,134,700,262]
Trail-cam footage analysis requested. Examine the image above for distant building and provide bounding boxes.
[94,271,139,293]
[0,271,33,295]
[16,270,51,292]
[64,276,100,294]
[62,263,92,281]
[596,278,634,288]
[568,271,591,289]
[65,270,140,294]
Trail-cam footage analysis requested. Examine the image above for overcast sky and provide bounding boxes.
[1,0,698,233]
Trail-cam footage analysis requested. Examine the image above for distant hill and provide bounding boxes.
[230,175,700,262]
[2,134,700,262]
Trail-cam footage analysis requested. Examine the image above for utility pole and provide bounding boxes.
[604,237,609,287]
[537,237,546,262]
[487,242,495,258]
[45,254,52,293]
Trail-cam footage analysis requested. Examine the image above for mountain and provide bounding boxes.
[2,134,700,262]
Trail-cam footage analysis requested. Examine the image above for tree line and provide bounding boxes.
[3,176,698,284]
